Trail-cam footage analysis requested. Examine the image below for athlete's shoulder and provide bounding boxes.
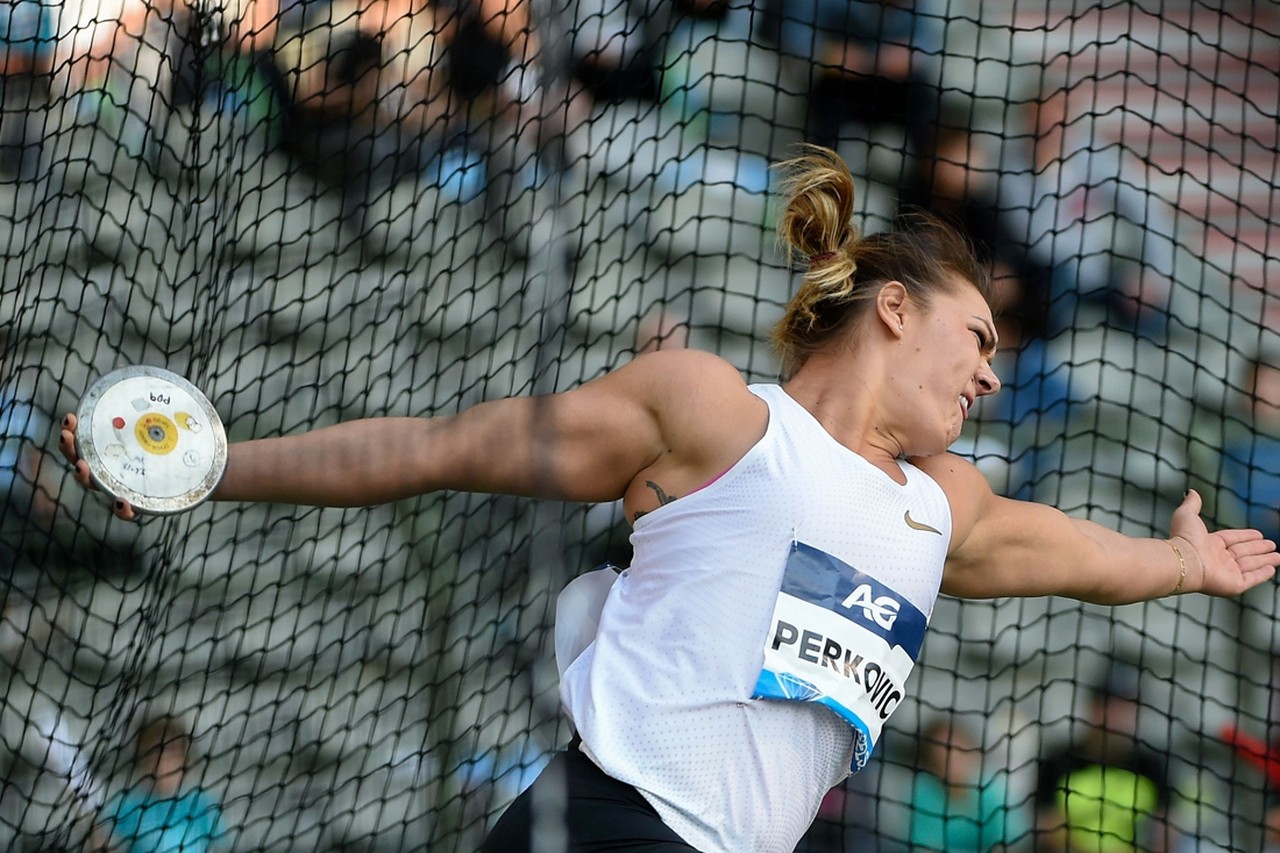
[610,350,767,506]
[624,348,748,382]
[598,346,761,414]
[907,452,993,504]
[615,349,754,403]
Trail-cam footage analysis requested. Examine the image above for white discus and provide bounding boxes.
[75,366,227,515]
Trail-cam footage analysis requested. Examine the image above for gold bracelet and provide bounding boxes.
[1168,539,1187,595]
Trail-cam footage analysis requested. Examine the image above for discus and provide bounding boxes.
[75,366,227,515]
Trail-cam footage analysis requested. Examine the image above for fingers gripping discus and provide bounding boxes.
[76,366,227,515]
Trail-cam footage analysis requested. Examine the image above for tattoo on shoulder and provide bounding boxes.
[646,480,678,506]
[632,481,679,522]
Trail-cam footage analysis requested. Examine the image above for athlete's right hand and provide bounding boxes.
[58,413,139,521]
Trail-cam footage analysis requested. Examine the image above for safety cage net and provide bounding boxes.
[1,0,1278,850]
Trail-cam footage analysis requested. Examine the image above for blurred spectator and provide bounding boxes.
[271,0,584,170]
[897,117,1052,340]
[1,355,148,573]
[95,713,229,853]
[273,0,409,187]
[564,0,658,106]
[1216,352,1280,544]
[1267,804,1280,853]
[1218,655,1280,852]
[41,0,288,169]
[1036,662,1175,853]
[1218,716,1280,853]
[1259,655,1280,853]
[907,716,1028,853]
[56,1,178,98]
[1265,656,1280,853]
[894,117,1071,500]
[0,591,104,849]
[759,0,946,182]
[0,0,56,179]
[58,0,277,88]
[223,0,283,54]
[271,0,736,253]
[0,0,55,75]
[0,369,60,537]
[564,0,727,107]
[964,258,1072,501]
[994,79,1179,342]
[980,257,1069,423]
[271,0,549,242]
[190,1,289,138]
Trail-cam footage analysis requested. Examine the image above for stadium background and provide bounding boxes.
[1,0,1278,849]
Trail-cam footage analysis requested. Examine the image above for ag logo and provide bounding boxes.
[840,583,900,630]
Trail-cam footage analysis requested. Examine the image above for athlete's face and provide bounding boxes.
[902,283,1001,454]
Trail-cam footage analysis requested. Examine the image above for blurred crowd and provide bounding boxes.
[3,0,1279,850]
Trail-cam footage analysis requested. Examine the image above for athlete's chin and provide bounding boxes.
[906,439,951,460]
[900,425,958,460]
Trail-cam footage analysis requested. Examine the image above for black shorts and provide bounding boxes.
[482,739,699,853]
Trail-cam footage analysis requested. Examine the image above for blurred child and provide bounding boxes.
[95,714,228,853]
[909,716,1028,853]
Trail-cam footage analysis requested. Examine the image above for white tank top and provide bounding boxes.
[558,384,952,853]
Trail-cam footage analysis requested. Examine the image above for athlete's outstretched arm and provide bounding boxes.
[924,454,1279,604]
[60,350,757,520]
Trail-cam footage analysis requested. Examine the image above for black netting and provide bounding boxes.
[2,1,1278,850]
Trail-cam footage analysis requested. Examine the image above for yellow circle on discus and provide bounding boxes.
[135,413,179,455]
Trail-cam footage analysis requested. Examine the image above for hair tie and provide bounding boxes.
[808,251,838,265]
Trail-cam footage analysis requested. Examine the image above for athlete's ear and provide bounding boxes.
[875,281,909,336]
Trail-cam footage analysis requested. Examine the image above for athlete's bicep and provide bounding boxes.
[920,454,1084,599]
[942,493,1094,598]
[526,365,671,501]
[508,349,757,503]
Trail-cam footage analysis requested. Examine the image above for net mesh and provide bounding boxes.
[1,0,1278,850]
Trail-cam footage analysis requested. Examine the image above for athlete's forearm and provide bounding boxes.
[210,397,573,508]
[1067,518,1193,604]
[213,418,438,507]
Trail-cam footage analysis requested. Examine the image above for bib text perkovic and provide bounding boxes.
[752,542,927,771]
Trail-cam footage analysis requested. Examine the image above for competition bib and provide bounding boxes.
[752,542,927,771]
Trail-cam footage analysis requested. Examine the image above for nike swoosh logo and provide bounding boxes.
[903,510,942,535]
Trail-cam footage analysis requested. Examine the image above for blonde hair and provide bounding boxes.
[772,145,992,378]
